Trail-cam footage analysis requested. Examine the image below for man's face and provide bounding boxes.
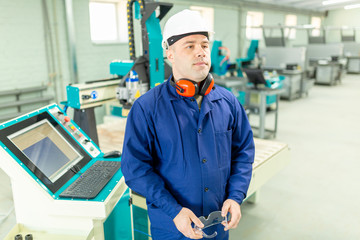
[166,34,211,82]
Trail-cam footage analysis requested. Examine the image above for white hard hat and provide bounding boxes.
[162,9,213,49]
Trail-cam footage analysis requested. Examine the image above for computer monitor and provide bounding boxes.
[242,68,267,89]
[0,111,92,194]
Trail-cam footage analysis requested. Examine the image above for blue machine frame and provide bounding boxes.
[110,1,172,89]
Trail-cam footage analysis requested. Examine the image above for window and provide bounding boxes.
[311,16,322,36]
[246,11,264,40]
[89,0,128,43]
[190,6,214,40]
[285,14,297,39]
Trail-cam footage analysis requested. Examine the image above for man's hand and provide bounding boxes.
[173,207,204,239]
[221,199,241,231]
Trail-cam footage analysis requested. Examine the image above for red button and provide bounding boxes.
[64,116,70,122]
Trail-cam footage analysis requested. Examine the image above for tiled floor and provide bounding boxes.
[1,74,359,239]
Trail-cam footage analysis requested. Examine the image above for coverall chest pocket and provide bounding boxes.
[215,129,232,169]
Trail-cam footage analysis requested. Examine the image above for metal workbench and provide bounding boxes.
[245,88,283,139]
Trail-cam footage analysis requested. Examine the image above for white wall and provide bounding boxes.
[213,8,239,62]
[2,0,357,122]
[0,0,48,91]
[0,0,131,122]
[73,0,130,82]
[238,6,315,57]
[0,0,323,92]
[324,8,360,43]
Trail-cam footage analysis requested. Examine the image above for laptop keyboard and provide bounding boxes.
[59,161,121,199]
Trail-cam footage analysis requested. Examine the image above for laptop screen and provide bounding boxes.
[8,119,83,183]
[0,111,92,194]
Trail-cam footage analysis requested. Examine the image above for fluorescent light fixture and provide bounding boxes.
[322,0,353,5]
[344,3,360,9]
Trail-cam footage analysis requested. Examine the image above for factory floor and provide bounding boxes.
[0,74,359,239]
[232,74,360,239]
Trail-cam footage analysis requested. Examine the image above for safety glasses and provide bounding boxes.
[194,211,232,238]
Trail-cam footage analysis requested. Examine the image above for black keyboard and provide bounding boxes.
[59,161,121,199]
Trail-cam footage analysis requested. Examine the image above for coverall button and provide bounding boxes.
[202,158,207,163]
[198,128,202,133]
[190,98,195,102]
[204,187,209,192]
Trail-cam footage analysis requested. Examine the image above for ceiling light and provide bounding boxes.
[322,0,353,5]
[344,3,360,9]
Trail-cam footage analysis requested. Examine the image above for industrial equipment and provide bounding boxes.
[0,104,131,239]
[343,42,360,73]
[65,0,173,144]
[236,40,259,74]
[347,56,360,73]
[210,40,247,104]
[211,40,233,77]
[341,28,356,42]
[210,40,283,107]
[259,46,312,100]
[210,41,284,138]
[243,68,284,138]
[263,25,286,47]
[306,43,346,85]
[66,78,121,145]
[211,40,259,78]
[110,0,173,111]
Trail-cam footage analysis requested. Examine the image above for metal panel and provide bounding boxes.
[259,47,307,70]
[343,42,360,57]
[308,36,326,44]
[306,43,344,61]
[347,57,360,73]
[64,0,79,84]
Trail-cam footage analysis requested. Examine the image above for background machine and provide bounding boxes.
[110,0,173,112]
[66,0,173,145]
[210,40,284,139]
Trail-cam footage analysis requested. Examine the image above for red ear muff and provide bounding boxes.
[203,77,214,96]
[200,73,215,96]
[170,74,214,97]
[175,79,199,97]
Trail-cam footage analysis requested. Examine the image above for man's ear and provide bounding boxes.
[166,48,174,64]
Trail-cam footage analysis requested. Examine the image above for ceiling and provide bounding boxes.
[241,0,360,12]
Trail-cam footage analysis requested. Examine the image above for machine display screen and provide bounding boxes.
[8,119,83,183]
[0,111,92,194]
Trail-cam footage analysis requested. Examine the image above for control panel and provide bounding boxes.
[48,107,101,158]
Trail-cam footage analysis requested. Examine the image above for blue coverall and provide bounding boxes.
[121,76,255,240]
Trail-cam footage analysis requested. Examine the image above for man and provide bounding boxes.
[121,9,255,240]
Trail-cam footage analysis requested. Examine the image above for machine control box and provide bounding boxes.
[47,107,100,158]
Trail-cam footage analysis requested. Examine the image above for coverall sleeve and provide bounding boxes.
[121,101,183,219]
[227,99,255,205]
